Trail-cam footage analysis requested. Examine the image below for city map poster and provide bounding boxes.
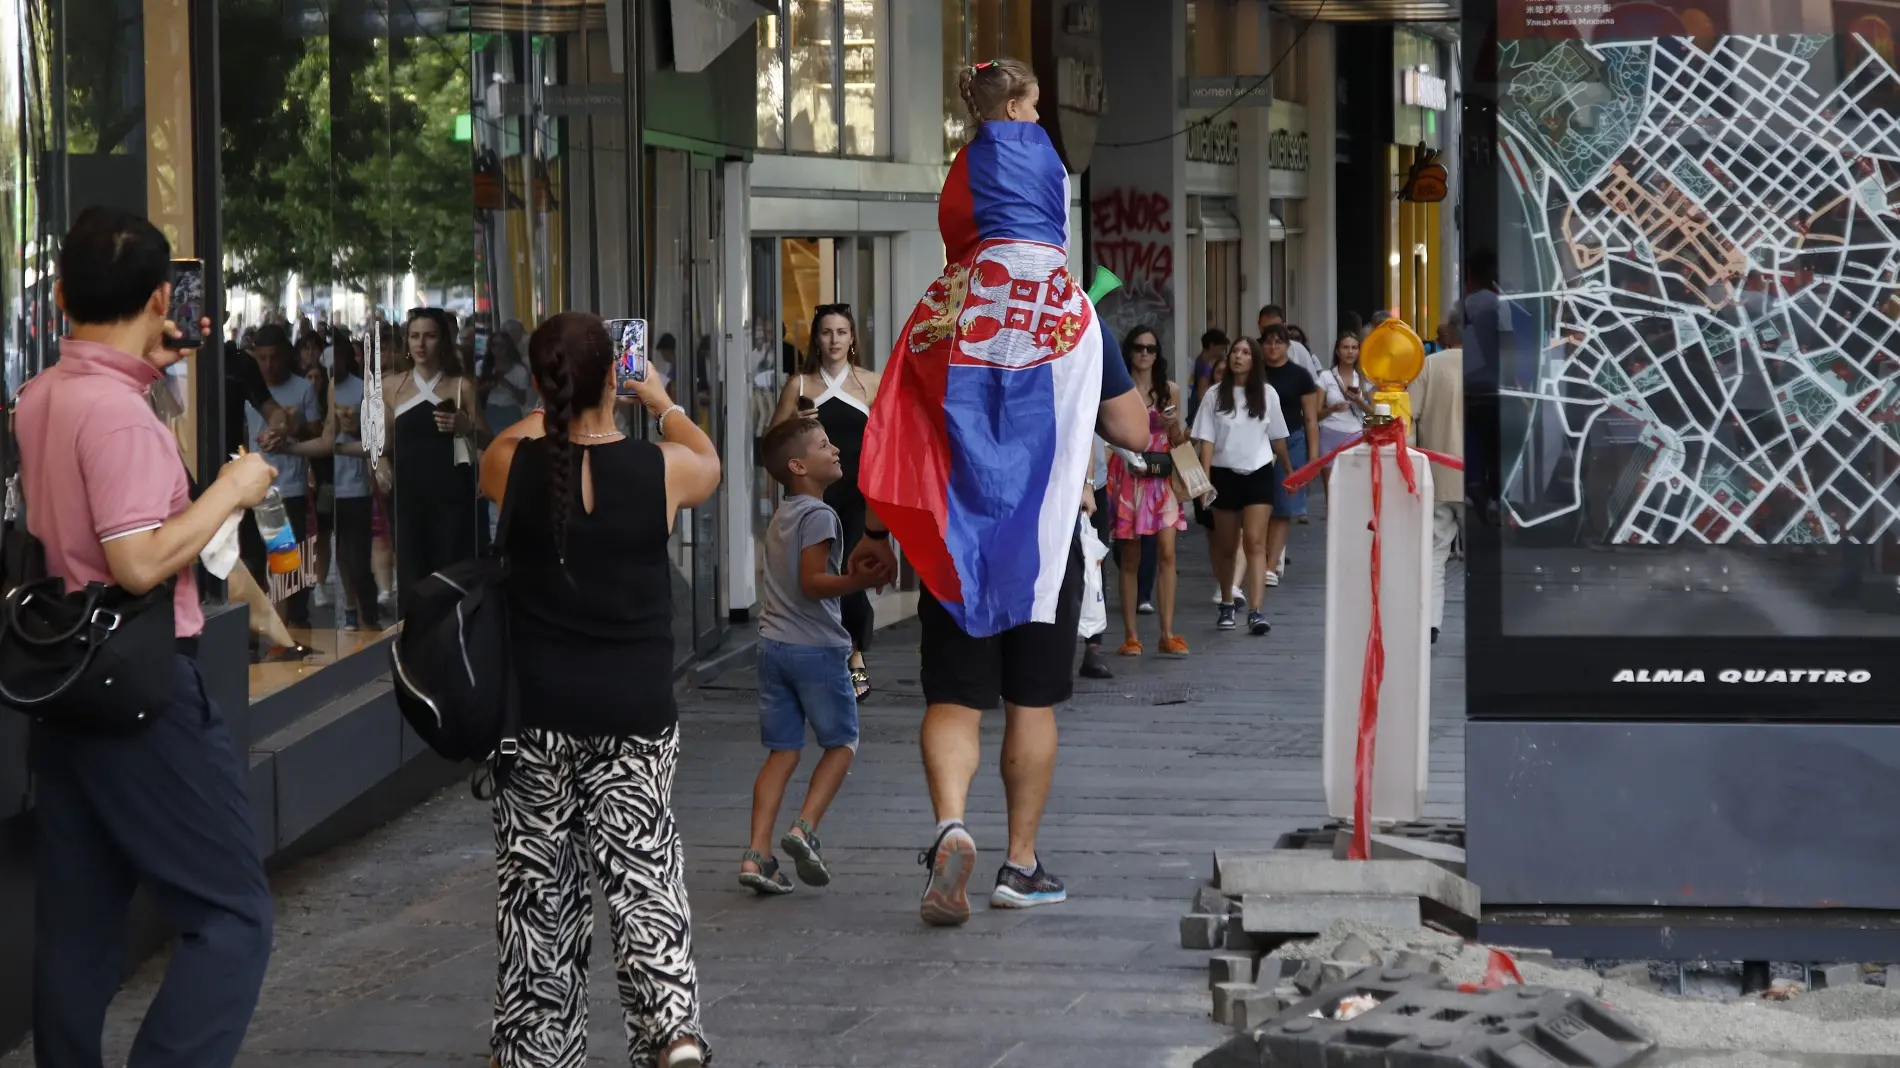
[1490,0,1900,636]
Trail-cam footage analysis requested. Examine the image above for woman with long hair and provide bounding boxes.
[771,304,882,698]
[1104,324,1187,657]
[1314,330,1375,501]
[1191,337,1292,636]
[479,313,722,1068]
[380,307,490,608]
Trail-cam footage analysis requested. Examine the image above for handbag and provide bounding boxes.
[0,394,178,733]
[1137,451,1175,479]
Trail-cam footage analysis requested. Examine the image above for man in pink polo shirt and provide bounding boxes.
[15,207,277,1068]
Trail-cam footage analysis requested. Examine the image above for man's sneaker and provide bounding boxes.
[1079,645,1114,679]
[918,823,977,926]
[1217,604,1237,630]
[991,859,1067,909]
[1137,601,1155,615]
[1248,611,1271,636]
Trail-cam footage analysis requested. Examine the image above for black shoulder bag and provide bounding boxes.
[0,394,179,734]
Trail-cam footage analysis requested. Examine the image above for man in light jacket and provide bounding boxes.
[1410,310,1466,645]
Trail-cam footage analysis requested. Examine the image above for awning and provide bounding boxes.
[1200,201,1242,243]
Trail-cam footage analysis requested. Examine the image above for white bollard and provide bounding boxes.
[1322,442,1434,825]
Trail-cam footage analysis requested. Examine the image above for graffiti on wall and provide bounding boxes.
[1090,188,1175,351]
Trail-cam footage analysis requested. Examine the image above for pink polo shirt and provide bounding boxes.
[15,339,203,637]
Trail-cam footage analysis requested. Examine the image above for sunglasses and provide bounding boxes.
[1130,342,1158,354]
[814,303,853,316]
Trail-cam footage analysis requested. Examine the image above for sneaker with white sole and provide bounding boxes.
[1264,570,1280,587]
[990,858,1067,909]
[918,823,977,926]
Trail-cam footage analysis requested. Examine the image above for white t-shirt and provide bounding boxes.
[1289,339,1323,380]
[1190,384,1290,474]
[1316,367,1371,433]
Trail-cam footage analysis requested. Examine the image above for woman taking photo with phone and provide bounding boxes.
[1191,336,1292,636]
[770,305,882,698]
[479,312,722,1068]
[1104,324,1188,657]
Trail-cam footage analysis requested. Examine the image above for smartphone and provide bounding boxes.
[165,259,205,349]
[606,318,649,396]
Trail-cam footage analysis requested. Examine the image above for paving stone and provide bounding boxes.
[1331,933,1380,966]
[1239,892,1423,936]
[1227,988,1286,1032]
[1393,949,1442,974]
[1815,963,1862,989]
[1366,833,1468,877]
[1255,953,1293,986]
[1193,884,1239,916]
[1291,958,1325,995]
[1319,959,1374,986]
[1216,853,1479,920]
[1209,952,1258,988]
[1181,913,1224,950]
[1210,981,1256,1026]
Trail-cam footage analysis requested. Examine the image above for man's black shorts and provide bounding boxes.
[917,541,1083,711]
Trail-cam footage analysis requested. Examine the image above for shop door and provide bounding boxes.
[651,148,726,661]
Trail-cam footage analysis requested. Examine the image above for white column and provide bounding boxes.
[723,160,756,617]
[1323,443,1433,823]
[1300,23,1338,343]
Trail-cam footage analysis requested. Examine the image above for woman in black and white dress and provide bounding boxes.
[479,313,723,1068]
[1191,336,1292,637]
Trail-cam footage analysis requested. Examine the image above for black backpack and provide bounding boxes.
[389,462,520,797]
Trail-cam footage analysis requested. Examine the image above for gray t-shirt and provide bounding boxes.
[759,493,852,649]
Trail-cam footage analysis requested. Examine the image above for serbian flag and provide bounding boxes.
[860,121,1105,638]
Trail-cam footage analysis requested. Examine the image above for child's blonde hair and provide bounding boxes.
[958,58,1038,124]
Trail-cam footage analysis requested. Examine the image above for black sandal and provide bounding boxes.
[738,850,792,895]
[850,665,871,701]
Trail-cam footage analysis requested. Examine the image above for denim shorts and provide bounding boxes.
[1273,430,1309,517]
[757,639,861,751]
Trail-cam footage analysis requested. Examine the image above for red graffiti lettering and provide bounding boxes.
[1093,240,1174,288]
[1090,188,1172,237]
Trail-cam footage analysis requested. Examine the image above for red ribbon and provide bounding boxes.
[1458,949,1526,992]
[1279,423,1465,862]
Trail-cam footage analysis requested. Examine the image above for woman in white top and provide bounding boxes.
[1314,330,1375,502]
[1191,337,1292,636]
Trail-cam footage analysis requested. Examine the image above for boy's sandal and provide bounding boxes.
[780,819,831,888]
[738,850,792,895]
[850,665,871,701]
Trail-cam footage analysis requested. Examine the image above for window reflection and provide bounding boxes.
[788,0,838,153]
[840,0,880,157]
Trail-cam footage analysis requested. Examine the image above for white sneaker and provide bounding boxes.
[1264,570,1280,588]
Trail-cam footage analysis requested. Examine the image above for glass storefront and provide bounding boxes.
[755,0,887,157]
[2,0,741,700]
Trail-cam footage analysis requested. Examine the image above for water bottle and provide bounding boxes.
[254,487,303,575]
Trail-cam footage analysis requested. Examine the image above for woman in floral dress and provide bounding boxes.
[1106,325,1189,657]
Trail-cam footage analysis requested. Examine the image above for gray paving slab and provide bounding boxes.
[1,506,1469,1067]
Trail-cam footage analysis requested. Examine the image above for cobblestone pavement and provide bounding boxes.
[4,505,1467,1068]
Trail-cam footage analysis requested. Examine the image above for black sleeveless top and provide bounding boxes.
[815,392,868,520]
[505,436,677,738]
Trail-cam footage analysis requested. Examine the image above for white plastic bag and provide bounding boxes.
[1078,513,1109,640]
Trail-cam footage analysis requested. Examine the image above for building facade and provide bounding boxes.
[1092,0,1337,374]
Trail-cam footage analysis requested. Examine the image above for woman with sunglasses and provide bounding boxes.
[1104,325,1188,657]
[771,304,882,699]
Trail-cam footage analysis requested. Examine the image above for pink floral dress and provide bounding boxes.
[1106,406,1186,540]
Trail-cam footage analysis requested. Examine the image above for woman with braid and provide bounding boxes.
[478,312,722,1067]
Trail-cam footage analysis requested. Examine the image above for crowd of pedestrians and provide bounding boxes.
[8,54,1468,1068]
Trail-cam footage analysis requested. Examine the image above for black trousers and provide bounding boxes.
[334,495,381,626]
[833,493,873,653]
[31,656,273,1068]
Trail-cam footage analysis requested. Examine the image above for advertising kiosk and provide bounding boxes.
[1464,0,1900,961]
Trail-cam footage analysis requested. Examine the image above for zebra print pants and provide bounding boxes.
[492,726,707,1067]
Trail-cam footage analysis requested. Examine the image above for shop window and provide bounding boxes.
[757,0,887,158]
[1187,0,1238,77]
[940,0,1031,161]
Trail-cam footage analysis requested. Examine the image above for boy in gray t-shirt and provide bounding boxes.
[741,415,893,895]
